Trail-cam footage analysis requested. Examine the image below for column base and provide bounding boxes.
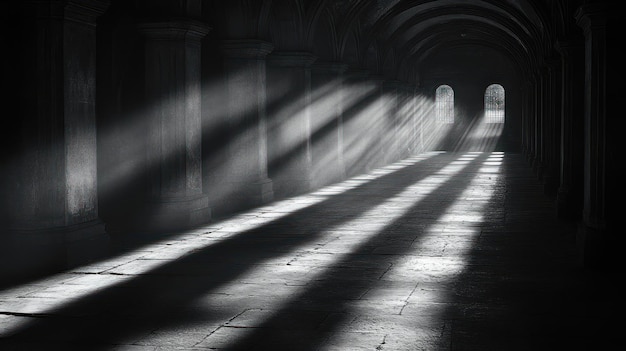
[273,176,312,199]
[311,162,346,189]
[211,179,274,217]
[576,223,607,269]
[142,194,211,232]
[542,173,559,196]
[556,188,582,220]
[1,219,109,282]
[532,159,545,180]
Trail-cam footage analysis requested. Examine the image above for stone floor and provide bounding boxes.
[0,152,617,350]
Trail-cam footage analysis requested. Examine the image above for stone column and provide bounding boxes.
[534,68,550,179]
[414,87,432,153]
[542,60,562,195]
[524,80,534,163]
[410,85,418,154]
[522,79,532,163]
[137,20,210,230]
[4,0,109,273]
[395,82,408,159]
[575,4,607,267]
[397,83,417,158]
[206,39,275,214]
[342,68,375,176]
[266,52,317,197]
[531,73,543,173]
[310,61,349,188]
[556,40,585,219]
[530,77,539,163]
[526,82,537,165]
[382,80,401,164]
[520,84,531,158]
[411,87,423,154]
[363,75,387,169]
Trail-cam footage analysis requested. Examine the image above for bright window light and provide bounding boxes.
[484,84,505,123]
[436,85,454,124]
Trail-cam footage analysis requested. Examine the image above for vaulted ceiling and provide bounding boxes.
[202,0,584,86]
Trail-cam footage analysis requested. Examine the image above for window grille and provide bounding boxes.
[436,85,454,124]
[485,84,505,123]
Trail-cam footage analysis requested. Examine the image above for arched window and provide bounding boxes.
[484,84,505,123]
[436,85,454,124]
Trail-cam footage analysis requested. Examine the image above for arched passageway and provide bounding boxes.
[0,0,621,349]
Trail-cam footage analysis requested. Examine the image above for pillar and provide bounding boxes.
[267,51,317,197]
[534,68,550,179]
[209,39,274,214]
[410,87,423,154]
[542,59,562,195]
[524,82,534,161]
[520,83,531,158]
[414,87,433,153]
[575,4,607,268]
[137,20,211,230]
[3,0,110,275]
[310,61,349,188]
[397,83,416,159]
[526,74,538,168]
[382,80,401,163]
[342,68,373,176]
[531,73,543,172]
[556,40,585,220]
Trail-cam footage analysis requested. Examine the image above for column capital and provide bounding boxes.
[368,73,387,84]
[368,74,386,85]
[221,39,274,59]
[267,51,317,67]
[521,76,534,89]
[24,0,110,25]
[137,19,210,41]
[66,0,109,24]
[382,79,403,90]
[311,61,349,74]
[344,67,370,80]
[397,81,416,92]
[536,69,545,81]
[556,39,584,57]
[530,70,543,83]
[541,57,561,74]
[575,3,607,35]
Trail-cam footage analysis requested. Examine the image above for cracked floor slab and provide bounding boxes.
[0,152,615,350]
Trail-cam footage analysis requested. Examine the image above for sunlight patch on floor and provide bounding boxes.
[212,153,482,348]
[0,153,442,336]
[370,152,503,336]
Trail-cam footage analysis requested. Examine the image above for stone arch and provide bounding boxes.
[267,0,305,50]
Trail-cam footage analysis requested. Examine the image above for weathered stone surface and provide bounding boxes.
[0,153,614,350]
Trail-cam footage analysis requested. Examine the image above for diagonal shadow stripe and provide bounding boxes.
[220,152,492,351]
[0,80,381,291]
[439,154,596,350]
[267,86,380,182]
[0,153,459,348]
